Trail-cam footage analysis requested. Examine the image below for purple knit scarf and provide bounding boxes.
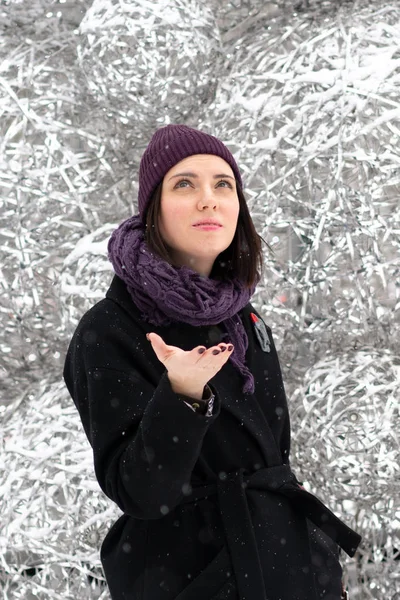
[107,214,257,394]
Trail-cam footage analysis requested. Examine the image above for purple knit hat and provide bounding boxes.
[137,124,243,219]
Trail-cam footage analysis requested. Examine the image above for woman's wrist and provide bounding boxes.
[168,375,206,400]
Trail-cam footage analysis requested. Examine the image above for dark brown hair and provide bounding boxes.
[143,181,271,289]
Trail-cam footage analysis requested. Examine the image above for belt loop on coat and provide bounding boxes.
[216,468,267,600]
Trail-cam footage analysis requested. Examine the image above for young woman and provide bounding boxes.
[63,124,361,600]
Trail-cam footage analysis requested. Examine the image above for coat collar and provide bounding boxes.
[106,274,143,321]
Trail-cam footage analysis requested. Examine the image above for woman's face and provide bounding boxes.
[159,154,240,277]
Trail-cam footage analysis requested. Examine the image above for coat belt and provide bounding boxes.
[181,465,361,600]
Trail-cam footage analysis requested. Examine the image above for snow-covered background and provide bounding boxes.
[1,0,399,598]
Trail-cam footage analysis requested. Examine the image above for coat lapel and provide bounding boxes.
[215,305,283,467]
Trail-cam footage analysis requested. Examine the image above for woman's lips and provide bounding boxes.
[193,224,222,230]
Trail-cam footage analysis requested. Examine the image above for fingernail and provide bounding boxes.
[146,333,150,340]
[220,347,226,352]
[228,345,233,351]
[212,349,220,355]
[198,348,206,354]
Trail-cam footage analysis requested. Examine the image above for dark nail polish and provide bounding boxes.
[198,348,205,354]
[228,345,233,351]
[220,347,226,352]
[212,349,220,355]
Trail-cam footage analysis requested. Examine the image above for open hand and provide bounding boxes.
[146,332,234,391]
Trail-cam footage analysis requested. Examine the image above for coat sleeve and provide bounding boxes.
[62,308,221,520]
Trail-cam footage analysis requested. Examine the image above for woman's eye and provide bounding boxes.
[217,180,233,188]
[175,179,190,188]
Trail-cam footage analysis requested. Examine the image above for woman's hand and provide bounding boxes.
[146,332,234,393]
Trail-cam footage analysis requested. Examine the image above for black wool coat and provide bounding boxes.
[63,274,361,600]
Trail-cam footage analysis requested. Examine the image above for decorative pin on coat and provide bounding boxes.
[250,313,271,352]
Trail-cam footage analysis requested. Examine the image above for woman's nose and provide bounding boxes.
[198,190,219,209]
